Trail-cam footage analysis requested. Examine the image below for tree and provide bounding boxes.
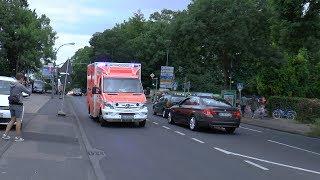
[0,0,56,76]
[169,0,276,90]
[71,46,93,89]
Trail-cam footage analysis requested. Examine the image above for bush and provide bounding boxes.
[309,119,320,137]
[267,96,320,123]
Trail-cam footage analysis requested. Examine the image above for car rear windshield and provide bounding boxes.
[0,80,11,95]
[171,96,185,103]
[201,98,231,107]
[103,78,143,93]
[34,81,44,87]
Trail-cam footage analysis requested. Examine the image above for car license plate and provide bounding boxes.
[219,113,231,117]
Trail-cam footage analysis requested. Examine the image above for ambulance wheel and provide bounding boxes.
[99,115,109,127]
[138,120,146,127]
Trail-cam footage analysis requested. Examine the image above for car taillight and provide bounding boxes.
[203,109,217,116]
[233,110,241,119]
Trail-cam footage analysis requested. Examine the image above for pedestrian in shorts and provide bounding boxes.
[2,73,31,142]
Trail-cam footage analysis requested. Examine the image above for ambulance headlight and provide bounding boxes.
[140,104,147,109]
[104,102,114,109]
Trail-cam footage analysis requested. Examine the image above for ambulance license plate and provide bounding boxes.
[122,114,134,120]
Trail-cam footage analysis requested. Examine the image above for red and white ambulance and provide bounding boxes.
[87,62,148,127]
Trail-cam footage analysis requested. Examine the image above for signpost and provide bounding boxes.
[160,66,174,89]
[237,83,244,104]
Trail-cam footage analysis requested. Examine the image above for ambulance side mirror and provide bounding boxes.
[92,87,101,94]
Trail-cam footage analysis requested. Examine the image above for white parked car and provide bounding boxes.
[0,76,24,125]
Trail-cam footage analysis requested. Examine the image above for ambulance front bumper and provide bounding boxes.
[101,107,148,122]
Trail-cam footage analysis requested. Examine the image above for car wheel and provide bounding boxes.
[225,127,236,134]
[168,112,175,124]
[138,120,146,127]
[189,116,198,131]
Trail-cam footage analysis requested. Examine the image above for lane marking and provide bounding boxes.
[152,122,159,125]
[244,160,269,171]
[162,126,170,130]
[240,126,262,133]
[174,131,185,136]
[214,147,320,175]
[191,138,205,144]
[267,140,320,156]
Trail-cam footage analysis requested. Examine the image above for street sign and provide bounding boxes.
[237,83,244,91]
[150,73,155,78]
[221,90,237,107]
[160,66,174,89]
[172,82,178,90]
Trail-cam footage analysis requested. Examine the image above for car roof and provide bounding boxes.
[0,76,16,82]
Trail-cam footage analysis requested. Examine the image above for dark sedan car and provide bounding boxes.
[168,96,241,133]
[153,95,185,118]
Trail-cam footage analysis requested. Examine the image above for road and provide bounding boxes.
[69,96,320,180]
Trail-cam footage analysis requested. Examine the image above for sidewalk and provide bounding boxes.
[0,95,95,180]
[241,116,312,136]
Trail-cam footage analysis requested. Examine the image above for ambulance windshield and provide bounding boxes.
[103,78,143,93]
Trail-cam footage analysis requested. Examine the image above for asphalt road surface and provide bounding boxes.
[69,96,320,180]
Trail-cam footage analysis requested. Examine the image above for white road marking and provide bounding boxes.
[240,126,262,133]
[244,160,269,171]
[152,122,159,125]
[214,147,320,175]
[162,126,170,130]
[174,131,185,136]
[191,138,205,144]
[267,140,320,156]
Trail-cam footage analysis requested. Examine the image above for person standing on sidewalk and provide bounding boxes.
[2,73,31,142]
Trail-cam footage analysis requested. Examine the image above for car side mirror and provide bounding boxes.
[92,87,101,94]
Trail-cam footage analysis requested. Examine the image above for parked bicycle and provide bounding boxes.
[272,109,297,120]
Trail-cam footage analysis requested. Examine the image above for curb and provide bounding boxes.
[241,120,320,139]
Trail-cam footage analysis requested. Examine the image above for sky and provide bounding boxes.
[28,0,191,65]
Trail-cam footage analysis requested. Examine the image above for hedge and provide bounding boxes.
[267,96,320,123]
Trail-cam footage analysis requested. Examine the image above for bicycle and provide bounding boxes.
[252,106,268,119]
[272,109,297,120]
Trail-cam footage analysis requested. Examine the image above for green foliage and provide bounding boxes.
[71,0,320,98]
[71,46,93,89]
[0,0,56,76]
[268,96,320,123]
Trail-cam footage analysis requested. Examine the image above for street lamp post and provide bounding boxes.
[51,42,75,98]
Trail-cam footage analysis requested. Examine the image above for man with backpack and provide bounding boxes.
[2,73,31,142]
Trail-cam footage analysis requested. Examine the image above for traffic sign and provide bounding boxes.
[237,83,244,91]
[150,73,155,78]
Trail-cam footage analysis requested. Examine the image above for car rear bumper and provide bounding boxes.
[197,116,241,128]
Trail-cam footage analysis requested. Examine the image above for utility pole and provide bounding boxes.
[58,59,70,116]
[52,42,75,99]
